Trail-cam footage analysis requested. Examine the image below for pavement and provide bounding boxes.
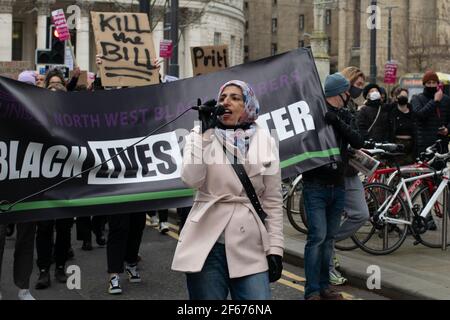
[282,216,450,300]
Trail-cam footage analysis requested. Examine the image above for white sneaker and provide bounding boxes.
[159,222,170,234]
[108,275,122,294]
[125,263,141,283]
[148,215,159,227]
[18,289,35,300]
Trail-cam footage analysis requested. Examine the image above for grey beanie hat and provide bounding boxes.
[324,73,350,97]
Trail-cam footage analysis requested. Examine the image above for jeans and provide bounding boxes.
[303,183,345,299]
[330,175,369,271]
[186,243,271,300]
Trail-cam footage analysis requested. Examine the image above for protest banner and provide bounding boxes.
[0,61,34,80]
[91,12,159,87]
[191,45,228,76]
[0,48,339,223]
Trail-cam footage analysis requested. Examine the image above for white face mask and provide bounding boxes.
[368,91,381,101]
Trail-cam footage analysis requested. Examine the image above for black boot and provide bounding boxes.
[55,266,67,283]
[35,269,51,289]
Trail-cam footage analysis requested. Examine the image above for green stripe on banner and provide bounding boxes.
[0,148,339,212]
[280,147,340,168]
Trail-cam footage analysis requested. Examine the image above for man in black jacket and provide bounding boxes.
[411,71,450,160]
[302,73,364,300]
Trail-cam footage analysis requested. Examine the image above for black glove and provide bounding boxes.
[267,254,283,283]
[198,99,219,133]
[324,111,339,125]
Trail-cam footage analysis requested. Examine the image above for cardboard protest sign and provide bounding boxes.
[69,70,88,87]
[91,12,159,87]
[191,45,229,76]
[0,61,34,80]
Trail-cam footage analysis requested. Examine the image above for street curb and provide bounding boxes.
[283,247,433,300]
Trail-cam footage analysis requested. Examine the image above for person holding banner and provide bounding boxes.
[302,73,364,300]
[327,67,368,287]
[0,71,39,300]
[172,80,284,300]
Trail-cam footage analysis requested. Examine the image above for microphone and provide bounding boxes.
[192,104,226,115]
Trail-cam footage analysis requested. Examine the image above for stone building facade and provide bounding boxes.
[245,0,450,80]
[0,0,245,79]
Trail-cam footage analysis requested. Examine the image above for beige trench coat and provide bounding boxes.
[171,124,284,278]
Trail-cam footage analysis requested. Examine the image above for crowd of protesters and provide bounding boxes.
[0,61,449,301]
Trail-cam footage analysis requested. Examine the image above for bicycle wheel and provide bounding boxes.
[411,184,450,248]
[286,176,308,234]
[352,183,410,255]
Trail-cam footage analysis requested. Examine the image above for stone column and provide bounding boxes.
[0,0,15,61]
[310,0,331,86]
[36,0,55,50]
[76,0,91,70]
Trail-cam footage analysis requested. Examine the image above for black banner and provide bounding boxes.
[0,48,339,223]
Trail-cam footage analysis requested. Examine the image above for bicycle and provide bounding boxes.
[355,147,450,255]
[285,142,404,251]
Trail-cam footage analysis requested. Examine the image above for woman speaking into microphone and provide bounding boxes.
[171,80,284,300]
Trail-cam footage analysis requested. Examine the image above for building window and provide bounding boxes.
[230,35,236,65]
[244,45,249,62]
[272,18,277,33]
[244,1,248,9]
[299,40,305,48]
[299,15,305,31]
[246,21,249,31]
[214,32,222,45]
[328,37,331,54]
[12,21,23,61]
[326,10,332,25]
[272,0,277,6]
[271,43,277,55]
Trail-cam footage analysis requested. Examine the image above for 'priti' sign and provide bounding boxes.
[191,45,228,76]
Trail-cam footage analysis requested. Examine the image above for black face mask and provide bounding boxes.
[397,96,409,105]
[424,86,438,97]
[349,86,363,99]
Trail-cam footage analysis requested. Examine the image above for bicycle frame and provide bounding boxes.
[376,167,449,225]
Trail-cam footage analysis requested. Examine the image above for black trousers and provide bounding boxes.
[0,222,36,289]
[106,213,146,273]
[76,215,107,242]
[36,218,73,269]
[177,207,191,232]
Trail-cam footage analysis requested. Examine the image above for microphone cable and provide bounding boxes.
[0,106,200,213]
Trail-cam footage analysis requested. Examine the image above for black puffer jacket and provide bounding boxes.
[303,104,364,186]
[411,93,450,156]
[356,103,392,142]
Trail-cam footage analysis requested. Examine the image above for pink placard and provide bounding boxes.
[384,62,398,84]
[51,9,70,41]
[160,39,173,58]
